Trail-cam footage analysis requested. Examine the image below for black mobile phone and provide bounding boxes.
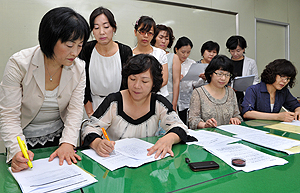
[188,161,219,172]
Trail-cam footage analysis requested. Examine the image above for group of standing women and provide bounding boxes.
[1,6,300,173]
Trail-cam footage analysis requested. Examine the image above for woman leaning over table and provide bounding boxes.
[188,55,243,129]
[241,59,300,122]
[0,7,90,172]
[132,16,169,97]
[79,7,132,117]
[81,54,194,159]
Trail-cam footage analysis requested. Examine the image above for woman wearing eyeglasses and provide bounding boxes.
[133,16,168,97]
[189,55,242,129]
[241,59,300,122]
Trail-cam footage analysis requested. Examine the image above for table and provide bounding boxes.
[1,121,300,193]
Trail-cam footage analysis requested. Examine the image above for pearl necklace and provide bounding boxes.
[45,64,62,81]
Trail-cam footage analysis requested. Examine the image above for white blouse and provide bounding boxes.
[178,58,196,111]
[23,87,63,138]
[89,48,122,110]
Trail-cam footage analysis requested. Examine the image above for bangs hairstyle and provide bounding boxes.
[261,59,297,88]
[89,7,117,32]
[134,16,156,34]
[39,7,90,59]
[150,24,175,48]
[201,41,220,55]
[205,55,234,83]
[173,36,193,53]
[226,35,247,51]
[122,54,163,93]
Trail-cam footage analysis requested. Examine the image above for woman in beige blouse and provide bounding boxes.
[188,55,243,129]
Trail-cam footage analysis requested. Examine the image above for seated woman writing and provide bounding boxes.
[188,55,243,129]
[81,54,193,159]
[241,59,300,122]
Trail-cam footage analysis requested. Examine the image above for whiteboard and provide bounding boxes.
[0,0,237,80]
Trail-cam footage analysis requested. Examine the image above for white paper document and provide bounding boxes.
[181,63,208,81]
[205,143,288,172]
[8,158,97,193]
[82,138,170,171]
[281,120,300,126]
[217,124,268,135]
[186,129,240,147]
[235,133,300,154]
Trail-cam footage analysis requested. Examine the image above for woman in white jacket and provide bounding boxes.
[226,35,259,106]
[0,7,90,172]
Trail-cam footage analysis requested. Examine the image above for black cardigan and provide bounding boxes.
[79,40,132,104]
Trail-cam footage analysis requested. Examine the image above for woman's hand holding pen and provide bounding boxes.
[90,138,115,157]
[277,112,296,122]
[49,143,81,166]
[11,150,34,172]
[147,133,180,159]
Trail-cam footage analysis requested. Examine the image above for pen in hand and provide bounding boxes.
[17,136,33,168]
[101,127,110,141]
[101,128,116,155]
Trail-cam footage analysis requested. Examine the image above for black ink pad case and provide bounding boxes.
[232,158,246,167]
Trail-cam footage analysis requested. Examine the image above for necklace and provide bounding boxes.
[45,64,62,81]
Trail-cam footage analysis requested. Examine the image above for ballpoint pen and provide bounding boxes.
[17,136,33,168]
[282,106,289,112]
[101,127,110,141]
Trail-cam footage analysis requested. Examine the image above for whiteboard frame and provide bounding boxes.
[138,0,239,34]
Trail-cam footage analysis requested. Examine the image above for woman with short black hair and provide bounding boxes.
[151,24,175,53]
[226,35,259,107]
[241,59,300,121]
[226,35,258,83]
[199,41,220,64]
[82,54,191,159]
[0,7,90,172]
[189,55,242,129]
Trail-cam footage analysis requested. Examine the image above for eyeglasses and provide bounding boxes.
[137,30,154,37]
[214,72,231,78]
[279,75,291,82]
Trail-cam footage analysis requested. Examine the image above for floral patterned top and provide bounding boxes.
[188,86,243,129]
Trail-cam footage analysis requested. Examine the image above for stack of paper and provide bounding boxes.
[9,158,97,193]
[217,124,268,135]
[187,129,240,147]
[205,143,288,172]
[264,120,300,134]
[82,138,170,171]
[217,124,300,154]
[235,133,300,154]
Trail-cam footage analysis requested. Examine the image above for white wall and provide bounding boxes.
[0,0,300,152]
